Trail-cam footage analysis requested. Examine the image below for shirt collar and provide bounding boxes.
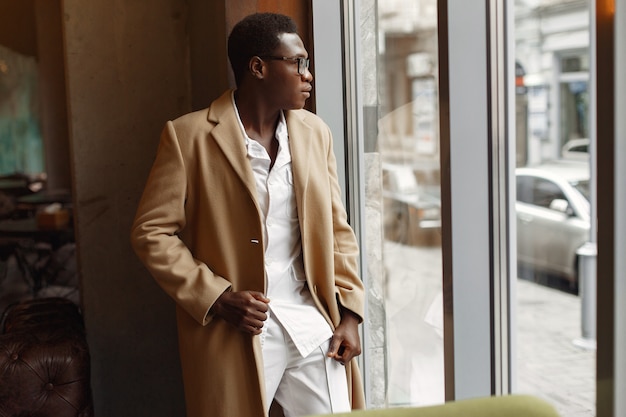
[231,91,290,160]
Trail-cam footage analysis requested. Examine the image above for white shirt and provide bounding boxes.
[233,95,332,357]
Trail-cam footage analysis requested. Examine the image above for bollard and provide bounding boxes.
[574,242,597,350]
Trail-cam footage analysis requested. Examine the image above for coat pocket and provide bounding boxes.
[290,262,307,282]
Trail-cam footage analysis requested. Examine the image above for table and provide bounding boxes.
[0,217,75,294]
[0,179,30,196]
[17,189,72,206]
[0,217,74,243]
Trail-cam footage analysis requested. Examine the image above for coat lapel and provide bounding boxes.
[206,92,314,218]
[286,110,312,213]
[207,91,258,201]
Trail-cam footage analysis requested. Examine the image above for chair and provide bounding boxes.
[0,297,93,417]
[306,394,561,417]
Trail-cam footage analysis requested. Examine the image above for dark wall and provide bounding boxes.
[0,0,37,57]
[63,1,190,415]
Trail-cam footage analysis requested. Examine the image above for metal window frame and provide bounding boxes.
[596,1,624,417]
[615,0,626,414]
[438,0,505,399]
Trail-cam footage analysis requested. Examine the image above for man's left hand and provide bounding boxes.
[327,309,361,365]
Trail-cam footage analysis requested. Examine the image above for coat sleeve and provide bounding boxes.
[324,125,365,322]
[130,121,231,326]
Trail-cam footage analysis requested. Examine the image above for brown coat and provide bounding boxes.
[130,90,365,417]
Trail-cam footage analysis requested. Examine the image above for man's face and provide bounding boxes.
[262,33,313,110]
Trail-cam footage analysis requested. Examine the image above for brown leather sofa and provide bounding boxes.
[0,297,93,416]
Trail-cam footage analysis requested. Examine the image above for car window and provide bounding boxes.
[571,179,590,201]
[516,175,534,204]
[517,175,567,208]
[569,144,588,153]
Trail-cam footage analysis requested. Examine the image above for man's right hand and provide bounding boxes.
[211,290,270,335]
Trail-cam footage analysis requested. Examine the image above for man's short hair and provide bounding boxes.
[228,13,298,86]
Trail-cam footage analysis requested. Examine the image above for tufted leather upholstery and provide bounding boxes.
[0,297,93,417]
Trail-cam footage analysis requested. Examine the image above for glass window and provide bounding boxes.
[513,1,595,416]
[0,45,44,176]
[355,0,443,407]
[345,1,596,413]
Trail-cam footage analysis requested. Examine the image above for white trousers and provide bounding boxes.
[262,314,351,417]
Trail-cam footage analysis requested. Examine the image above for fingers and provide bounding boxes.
[327,337,341,358]
[328,319,362,365]
[327,335,350,364]
[330,343,356,365]
[250,291,271,304]
[213,290,270,334]
[242,322,264,335]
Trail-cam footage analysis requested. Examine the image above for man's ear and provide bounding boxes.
[249,57,265,80]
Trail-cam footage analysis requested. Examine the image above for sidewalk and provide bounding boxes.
[383,242,595,416]
[515,279,595,417]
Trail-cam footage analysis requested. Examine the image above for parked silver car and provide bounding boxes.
[382,162,441,246]
[516,161,591,287]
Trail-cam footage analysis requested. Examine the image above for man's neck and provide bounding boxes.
[234,90,281,142]
[234,89,281,165]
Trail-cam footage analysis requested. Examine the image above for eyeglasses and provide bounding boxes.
[260,56,310,75]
